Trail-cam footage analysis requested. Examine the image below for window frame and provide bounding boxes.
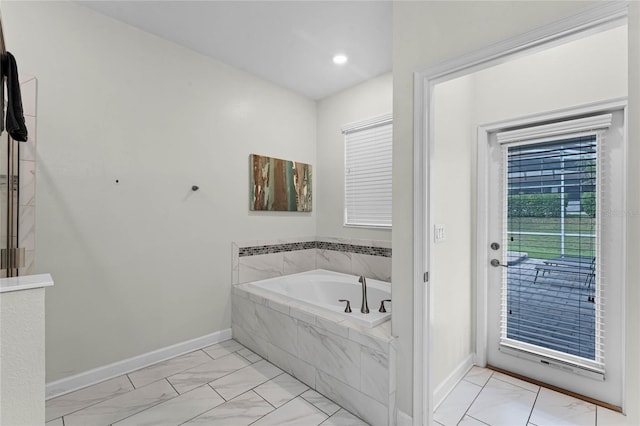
[342,113,393,229]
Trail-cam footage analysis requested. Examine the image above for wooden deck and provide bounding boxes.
[505,258,596,360]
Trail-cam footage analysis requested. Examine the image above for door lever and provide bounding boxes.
[490,259,508,268]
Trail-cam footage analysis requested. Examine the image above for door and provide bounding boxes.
[485,108,625,406]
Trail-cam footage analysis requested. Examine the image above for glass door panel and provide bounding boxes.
[505,136,598,362]
[0,132,7,279]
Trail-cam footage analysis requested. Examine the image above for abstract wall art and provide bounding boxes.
[250,154,312,212]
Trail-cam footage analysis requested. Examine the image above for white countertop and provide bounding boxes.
[0,274,54,293]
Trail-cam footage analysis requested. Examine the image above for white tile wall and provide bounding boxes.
[316,247,352,275]
[360,346,389,405]
[233,236,392,284]
[351,253,392,282]
[238,252,284,283]
[283,249,316,275]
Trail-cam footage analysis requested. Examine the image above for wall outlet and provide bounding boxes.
[434,224,445,243]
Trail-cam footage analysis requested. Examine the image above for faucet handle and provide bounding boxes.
[338,299,352,313]
[379,299,392,313]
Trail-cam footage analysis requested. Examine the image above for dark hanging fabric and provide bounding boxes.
[2,52,28,142]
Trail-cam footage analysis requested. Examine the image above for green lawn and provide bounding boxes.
[508,216,595,233]
[507,216,595,260]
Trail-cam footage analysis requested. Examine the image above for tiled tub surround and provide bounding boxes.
[232,237,392,284]
[231,279,396,426]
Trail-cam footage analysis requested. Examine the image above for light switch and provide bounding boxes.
[434,224,445,243]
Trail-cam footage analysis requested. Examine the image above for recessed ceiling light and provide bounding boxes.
[332,54,348,65]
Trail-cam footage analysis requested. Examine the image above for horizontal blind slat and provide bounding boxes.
[345,120,393,227]
[501,133,603,368]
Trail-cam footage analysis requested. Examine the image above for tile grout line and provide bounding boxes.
[458,370,494,424]
[201,356,261,389]
[166,378,181,396]
[466,414,491,425]
[123,381,235,426]
[129,349,218,388]
[246,389,278,426]
[166,351,251,393]
[202,347,217,361]
[126,373,136,389]
[92,380,180,426]
[175,388,248,426]
[525,385,542,426]
[170,385,229,426]
[248,371,284,410]
[209,384,227,403]
[244,369,331,426]
[491,375,540,394]
[299,388,363,424]
[458,414,491,426]
[246,394,329,426]
[48,379,136,421]
[300,393,335,417]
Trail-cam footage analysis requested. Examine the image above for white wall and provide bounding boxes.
[316,73,393,240]
[627,3,640,422]
[3,0,317,382]
[431,75,475,389]
[473,25,628,124]
[391,0,636,418]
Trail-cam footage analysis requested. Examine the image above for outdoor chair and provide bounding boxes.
[533,256,596,288]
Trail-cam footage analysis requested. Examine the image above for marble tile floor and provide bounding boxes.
[435,366,629,426]
[46,339,368,426]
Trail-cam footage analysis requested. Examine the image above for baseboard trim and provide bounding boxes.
[45,328,232,400]
[397,410,412,426]
[433,354,475,410]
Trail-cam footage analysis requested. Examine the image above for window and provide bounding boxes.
[342,113,392,228]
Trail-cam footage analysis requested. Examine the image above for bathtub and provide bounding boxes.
[232,268,395,425]
[248,269,391,327]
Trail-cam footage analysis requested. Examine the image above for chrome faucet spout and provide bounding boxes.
[358,275,370,314]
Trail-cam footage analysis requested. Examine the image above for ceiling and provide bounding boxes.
[78,1,392,100]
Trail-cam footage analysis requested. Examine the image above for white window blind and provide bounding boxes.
[343,114,392,228]
[497,114,611,376]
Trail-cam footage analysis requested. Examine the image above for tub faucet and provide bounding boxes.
[358,275,370,314]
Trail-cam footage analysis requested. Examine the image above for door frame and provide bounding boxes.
[412,3,628,424]
[477,98,627,400]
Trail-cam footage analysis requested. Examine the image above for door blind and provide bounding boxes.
[343,115,392,228]
[500,132,604,373]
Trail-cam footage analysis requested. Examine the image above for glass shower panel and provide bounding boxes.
[0,132,7,278]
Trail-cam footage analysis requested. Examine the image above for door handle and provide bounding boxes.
[490,259,508,268]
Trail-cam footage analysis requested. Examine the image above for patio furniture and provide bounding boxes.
[533,256,596,288]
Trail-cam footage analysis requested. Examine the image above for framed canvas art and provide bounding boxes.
[250,154,312,212]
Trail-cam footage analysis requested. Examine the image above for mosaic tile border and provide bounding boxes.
[238,242,316,257]
[238,241,392,258]
[317,241,391,257]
